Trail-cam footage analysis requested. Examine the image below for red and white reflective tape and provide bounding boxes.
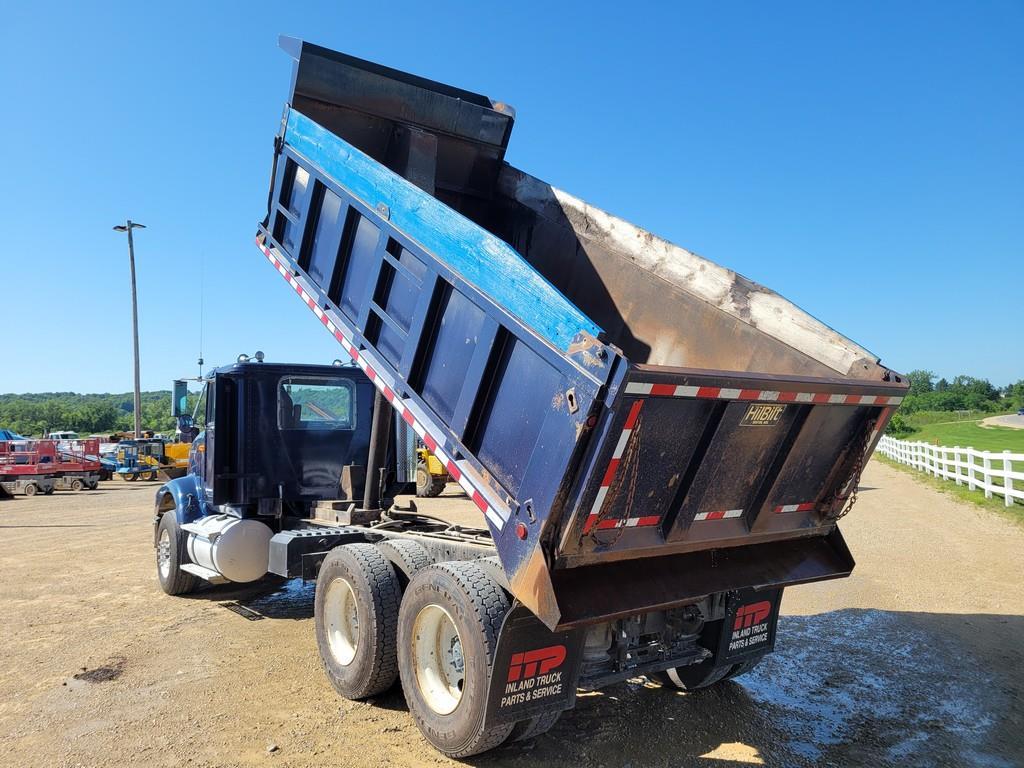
[774,502,815,514]
[694,508,743,521]
[624,382,902,407]
[590,514,663,531]
[583,401,661,533]
[256,239,509,531]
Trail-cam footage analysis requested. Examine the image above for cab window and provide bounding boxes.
[278,377,355,430]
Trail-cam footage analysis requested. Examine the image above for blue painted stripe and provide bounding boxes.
[284,109,603,352]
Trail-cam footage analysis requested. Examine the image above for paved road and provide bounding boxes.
[983,414,1024,430]
[1,461,1022,767]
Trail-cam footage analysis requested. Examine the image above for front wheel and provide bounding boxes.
[156,512,199,595]
[71,478,84,492]
[23,483,38,497]
[398,561,514,758]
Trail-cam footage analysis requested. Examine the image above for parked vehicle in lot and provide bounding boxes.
[0,440,58,496]
[415,445,449,497]
[152,38,907,757]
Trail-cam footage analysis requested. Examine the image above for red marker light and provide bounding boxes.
[515,521,528,540]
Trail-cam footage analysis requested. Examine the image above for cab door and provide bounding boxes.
[204,374,238,506]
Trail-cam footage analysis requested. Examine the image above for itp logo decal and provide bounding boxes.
[733,601,772,632]
[506,645,567,683]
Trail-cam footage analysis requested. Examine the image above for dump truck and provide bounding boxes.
[152,37,907,757]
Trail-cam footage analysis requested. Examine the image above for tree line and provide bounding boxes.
[885,371,1023,436]
[0,391,180,437]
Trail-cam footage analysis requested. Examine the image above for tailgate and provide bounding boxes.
[557,366,905,567]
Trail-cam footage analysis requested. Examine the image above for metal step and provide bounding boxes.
[180,563,229,584]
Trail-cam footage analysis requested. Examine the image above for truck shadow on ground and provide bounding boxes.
[190,579,1023,767]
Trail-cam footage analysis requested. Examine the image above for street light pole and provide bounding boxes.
[113,220,146,439]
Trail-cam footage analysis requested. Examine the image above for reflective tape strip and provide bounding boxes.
[258,238,508,530]
[593,515,662,531]
[774,502,816,514]
[694,509,744,521]
[583,401,657,533]
[624,381,902,406]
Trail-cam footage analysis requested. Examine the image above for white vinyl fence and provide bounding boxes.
[876,435,1024,506]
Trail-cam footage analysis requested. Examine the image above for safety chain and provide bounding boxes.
[827,417,877,521]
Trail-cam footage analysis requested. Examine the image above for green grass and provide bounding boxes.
[909,419,1024,454]
[873,454,1024,526]
[903,409,1001,428]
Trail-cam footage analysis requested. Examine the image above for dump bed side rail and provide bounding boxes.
[257,108,622,623]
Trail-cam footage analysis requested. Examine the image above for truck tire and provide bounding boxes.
[124,473,137,482]
[43,486,55,495]
[397,561,514,758]
[71,478,84,492]
[314,543,401,700]
[375,539,433,588]
[23,483,38,497]
[415,461,447,497]
[508,710,561,742]
[156,512,199,595]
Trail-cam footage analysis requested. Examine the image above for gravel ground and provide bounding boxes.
[1,459,1022,768]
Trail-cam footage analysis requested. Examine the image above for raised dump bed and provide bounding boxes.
[255,38,907,630]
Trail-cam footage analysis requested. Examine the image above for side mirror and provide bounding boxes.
[172,380,189,417]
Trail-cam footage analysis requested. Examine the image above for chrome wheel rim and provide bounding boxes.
[324,577,359,666]
[412,604,464,715]
[157,528,171,579]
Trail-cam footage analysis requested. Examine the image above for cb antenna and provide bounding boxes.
[198,252,205,379]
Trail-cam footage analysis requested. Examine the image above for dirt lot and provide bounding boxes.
[1,460,1022,768]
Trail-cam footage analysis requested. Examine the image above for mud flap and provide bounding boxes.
[484,605,585,727]
[718,588,783,663]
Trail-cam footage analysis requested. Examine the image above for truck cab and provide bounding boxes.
[154,360,402,585]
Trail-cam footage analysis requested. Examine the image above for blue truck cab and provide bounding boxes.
[154,361,393,583]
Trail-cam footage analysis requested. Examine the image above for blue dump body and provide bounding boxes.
[256,39,908,629]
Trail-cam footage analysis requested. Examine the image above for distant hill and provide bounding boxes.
[0,391,177,437]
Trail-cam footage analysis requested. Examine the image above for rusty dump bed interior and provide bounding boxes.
[486,168,884,380]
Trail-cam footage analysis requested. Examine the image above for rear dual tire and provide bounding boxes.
[397,561,514,757]
[314,547,554,757]
[314,544,403,700]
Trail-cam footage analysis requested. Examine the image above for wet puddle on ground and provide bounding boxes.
[739,610,1013,767]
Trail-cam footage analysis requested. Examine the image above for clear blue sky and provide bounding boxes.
[1,1,1020,394]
